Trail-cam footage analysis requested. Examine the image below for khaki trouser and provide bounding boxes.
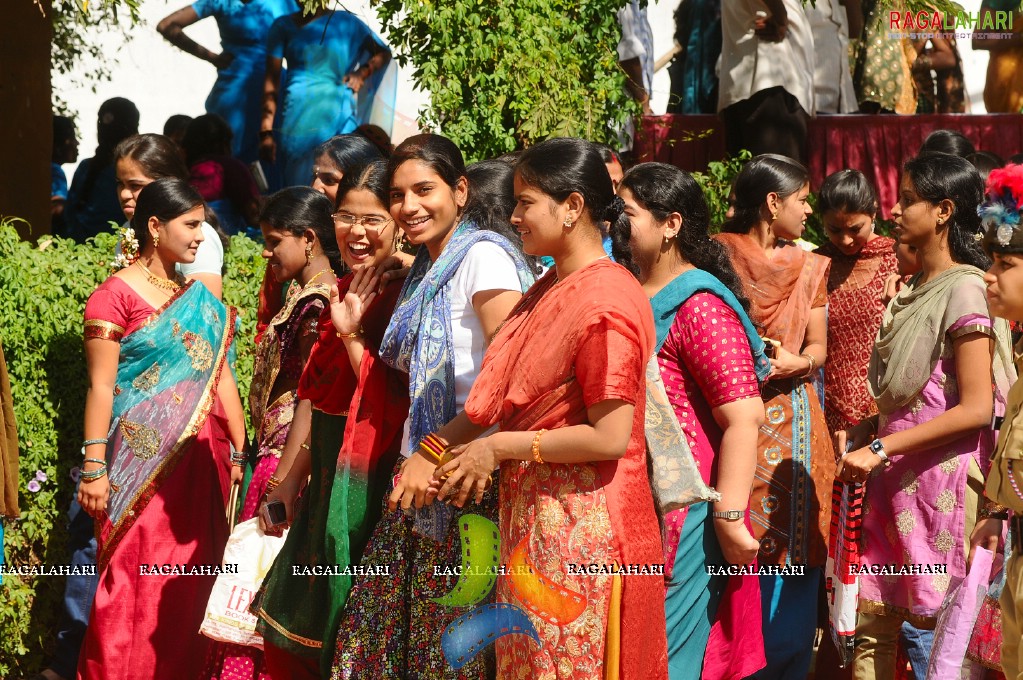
[852,457,983,679]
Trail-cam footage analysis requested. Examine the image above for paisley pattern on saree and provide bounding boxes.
[97,282,237,571]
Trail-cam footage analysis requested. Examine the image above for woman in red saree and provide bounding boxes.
[434,137,668,679]
[76,178,246,680]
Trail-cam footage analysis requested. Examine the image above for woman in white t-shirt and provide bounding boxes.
[331,134,535,677]
[113,134,226,298]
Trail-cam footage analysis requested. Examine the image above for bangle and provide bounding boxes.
[531,429,547,464]
[230,450,247,465]
[83,438,108,448]
[418,433,448,464]
[300,442,311,451]
[265,475,282,493]
[83,458,107,466]
[336,328,363,339]
[80,466,108,482]
[800,352,817,377]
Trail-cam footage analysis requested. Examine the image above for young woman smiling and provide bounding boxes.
[330,136,535,679]
[76,178,246,680]
[430,138,668,679]
[251,161,409,678]
[715,153,835,679]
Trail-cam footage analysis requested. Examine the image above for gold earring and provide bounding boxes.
[305,243,313,265]
[770,211,778,222]
[563,217,573,228]
[153,232,160,249]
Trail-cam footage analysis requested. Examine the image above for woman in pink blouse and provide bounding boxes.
[620,163,769,680]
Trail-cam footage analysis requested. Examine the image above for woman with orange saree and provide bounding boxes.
[433,137,668,679]
[76,178,246,680]
[715,154,836,679]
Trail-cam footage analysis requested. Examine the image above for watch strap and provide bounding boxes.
[711,509,744,520]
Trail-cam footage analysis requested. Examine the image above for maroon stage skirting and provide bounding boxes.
[635,114,1023,218]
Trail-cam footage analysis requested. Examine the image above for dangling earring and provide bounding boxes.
[305,243,313,265]
[153,232,160,250]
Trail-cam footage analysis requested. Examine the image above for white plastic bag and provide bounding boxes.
[199,517,288,649]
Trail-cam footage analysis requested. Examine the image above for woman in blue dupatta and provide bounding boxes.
[330,134,534,679]
[76,178,247,680]
[621,163,770,680]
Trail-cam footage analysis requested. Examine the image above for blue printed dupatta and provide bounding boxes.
[90,282,237,570]
[379,222,534,540]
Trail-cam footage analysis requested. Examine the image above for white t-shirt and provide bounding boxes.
[115,220,224,277]
[718,0,816,116]
[399,240,523,456]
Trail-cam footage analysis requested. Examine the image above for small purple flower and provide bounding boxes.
[35,470,47,482]
[70,467,81,483]
[27,480,41,493]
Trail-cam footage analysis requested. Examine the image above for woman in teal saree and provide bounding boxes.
[75,178,247,680]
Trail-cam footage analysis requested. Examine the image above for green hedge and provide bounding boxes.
[0,223,263,674]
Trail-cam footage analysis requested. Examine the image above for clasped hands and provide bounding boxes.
[387,437,498,514]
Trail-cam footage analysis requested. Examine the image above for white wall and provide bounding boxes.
[56,0,991,178]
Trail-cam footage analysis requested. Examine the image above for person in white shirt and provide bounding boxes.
[719,0,816,161]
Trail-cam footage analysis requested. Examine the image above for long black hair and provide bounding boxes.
[114,134,189,181]
[388,133,529,258]
[818,169,879,216]
[723,154,809,234]
[903,152,989,269]
[465,160,540,273]
[336,159,389,209]
[620,162,751,314]
[920,129,975,158]
[131,178,204,250]
[260,187,343,273]
[515,137,636,274]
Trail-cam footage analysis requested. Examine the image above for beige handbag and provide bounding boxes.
[644,357,720,513]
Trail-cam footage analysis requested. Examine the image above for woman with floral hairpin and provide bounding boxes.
[837,153,1015,679]
[76,178,246,680]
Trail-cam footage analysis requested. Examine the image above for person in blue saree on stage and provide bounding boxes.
[75,178,248,680]
[158,0,299,167]
[259,7,394,188]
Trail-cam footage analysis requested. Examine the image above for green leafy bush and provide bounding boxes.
[373,0,639,160]
[0,223,262,674]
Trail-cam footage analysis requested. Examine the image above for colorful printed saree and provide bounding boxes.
[77,280,237,680]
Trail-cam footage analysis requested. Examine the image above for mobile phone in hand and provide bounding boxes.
[262,499,287,528]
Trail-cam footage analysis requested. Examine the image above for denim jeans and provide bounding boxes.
[49,489,98,679]
[900,622,934,680]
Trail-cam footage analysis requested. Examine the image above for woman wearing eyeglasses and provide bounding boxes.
[251,160,411,678]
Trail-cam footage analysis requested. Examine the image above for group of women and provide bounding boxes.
[68,120,1019,680]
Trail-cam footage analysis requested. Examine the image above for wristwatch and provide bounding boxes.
[869,438,892,467]
[711,510,744,521]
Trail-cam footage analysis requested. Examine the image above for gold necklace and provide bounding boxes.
[305,268,334,287]
[136,261,183,292]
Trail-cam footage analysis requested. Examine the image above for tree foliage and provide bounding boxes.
[0,223,263,674]
[50,0,141,114]
[365,0,639,159]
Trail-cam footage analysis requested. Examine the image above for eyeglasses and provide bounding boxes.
[332,212,394,236]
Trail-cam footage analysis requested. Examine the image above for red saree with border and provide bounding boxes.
[465,259,668,679]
